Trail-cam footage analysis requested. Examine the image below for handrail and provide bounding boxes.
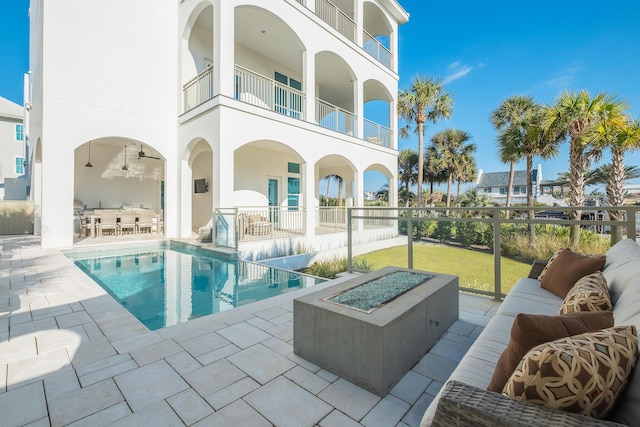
[346,205,640,301]
[363,118,392,148]
[234,65,305,120]
[183,66,214,112]
[315,0,356,42]
[363,29,392,69]
[315,98,356,136]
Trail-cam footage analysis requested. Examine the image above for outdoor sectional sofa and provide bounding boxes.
[421,238,640,427]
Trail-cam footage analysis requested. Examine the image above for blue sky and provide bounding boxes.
[1,1,639,193]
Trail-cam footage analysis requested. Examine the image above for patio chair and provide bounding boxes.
[137,209,154,234]
[118,209,137,235]
[74,209,93,238]
[97,210,118,237]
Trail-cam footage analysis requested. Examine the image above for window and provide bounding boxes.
[15,124,24,141]
[15,157,24,174]
[499,188,506,195]
[287,162,300,174]
[274,72,303,118]
[287,177,300,210]
[483,188,491,193]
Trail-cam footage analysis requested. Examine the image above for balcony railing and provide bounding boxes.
[346,206,640,301]
[363,30,392,69]
[183,66,214,112]
[234,65,305,120]
[363,119,392,148]
[316,99,356,136]
[215,206,306,247]
[315,0,356,42]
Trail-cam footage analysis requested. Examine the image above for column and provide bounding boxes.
[390,98,398,149]
[354,0,363,47]
[354,168,364,231]
[303,162,316,237]
[303,50,315,124]
[354,78,364,139]
[213,0,234,98]
[41,142,74,248]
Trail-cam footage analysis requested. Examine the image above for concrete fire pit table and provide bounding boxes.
[293,266,458,396]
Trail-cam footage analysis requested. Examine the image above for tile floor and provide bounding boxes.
[0,236,499,427]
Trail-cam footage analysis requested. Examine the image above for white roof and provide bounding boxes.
[0,96,23,120]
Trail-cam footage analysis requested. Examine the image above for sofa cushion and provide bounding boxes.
[559,271,612,314]
[487,311,614,393]
[608,274,640,425]
[503,325,638,419]
[603,238,640,304]
[538,248,606,298]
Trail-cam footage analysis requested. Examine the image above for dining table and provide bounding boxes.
[87,211,161,237]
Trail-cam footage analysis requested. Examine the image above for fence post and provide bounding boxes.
[492,207,502,301]
[626,207,636,240]
[347,208,353,273]
[407,208,413,270]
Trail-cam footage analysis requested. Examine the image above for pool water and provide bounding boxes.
[71,243,325,330]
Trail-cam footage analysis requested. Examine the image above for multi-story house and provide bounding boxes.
[0,96,26,200]
[26,0,409,250]
[475,165,544,205]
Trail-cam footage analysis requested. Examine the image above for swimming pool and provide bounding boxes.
[69,242,325,330]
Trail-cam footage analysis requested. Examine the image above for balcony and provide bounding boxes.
[363,118,392,148]
[315,0,356,42]
[182,66,214,112]
[234,65,306,120]
[363,29,392,69]
[315,99,356,137]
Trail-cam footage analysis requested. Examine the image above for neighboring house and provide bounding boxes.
[475,164,544,205]
[0,96,26,200]
[26,0,409,249]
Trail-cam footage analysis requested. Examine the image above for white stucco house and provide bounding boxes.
[0,96,27,201]
[25,0,409,251]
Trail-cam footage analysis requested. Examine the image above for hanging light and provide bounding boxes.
[85,141,93,167]
[122,145,129,171]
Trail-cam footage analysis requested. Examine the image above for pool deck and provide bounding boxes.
[0,236,499,427]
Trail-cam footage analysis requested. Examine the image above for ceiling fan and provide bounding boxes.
[138,143,161,160]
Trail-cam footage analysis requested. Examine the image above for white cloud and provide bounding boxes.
[443,62,474,84]
[539,66,583,89]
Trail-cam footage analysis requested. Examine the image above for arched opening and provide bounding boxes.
[188,139,214,233]
[234,140,306,241]
[363,79,393,147]
[315,51,356,136]
[363,1,393,69]
[73,138,165,239]
[181,3,215,111]
[316,155,356,233]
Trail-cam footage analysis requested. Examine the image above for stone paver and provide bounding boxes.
[227,343,296,384]
[114,360,189,412]
[0,382,48,427]
[0,236,496,427]
[244,376,333,427]
[318,378,381,421]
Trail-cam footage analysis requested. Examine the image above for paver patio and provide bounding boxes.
[0,236,498,426]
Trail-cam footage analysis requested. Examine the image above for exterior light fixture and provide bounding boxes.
[85,141,93,167]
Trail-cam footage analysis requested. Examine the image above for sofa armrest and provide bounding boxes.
[432,381,626,427]
[527,260,548,279]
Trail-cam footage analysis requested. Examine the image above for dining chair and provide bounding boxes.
[118,209,137,235]
[97,210,118,237]
[137,209,154,234]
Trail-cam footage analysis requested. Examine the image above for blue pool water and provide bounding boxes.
[70,243,325,330]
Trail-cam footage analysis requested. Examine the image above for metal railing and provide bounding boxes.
[215,206,306,247]
[315,0,356,42]
[363,119,392,148]
[363,30,392,69]
[346,206,640,301]
[234,65,305,120]
[183,66,214,112]
[316,99,356,136]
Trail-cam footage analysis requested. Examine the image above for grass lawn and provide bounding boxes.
[354,242,531,295]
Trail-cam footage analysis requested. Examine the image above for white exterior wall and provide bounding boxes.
[30,0,177,248]
[0,114,25,200]
[29,0,407,249]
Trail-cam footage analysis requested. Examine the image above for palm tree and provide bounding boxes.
[429,129,476,208]
[583,115,640,242]
[586,164,640,185]
[455,153,477,202]
[375,184,389,203]
[542,90,628,247]
[323,174,344,207]
[490,96,537,215]
[398,149,419,207]
[425,146,449,206]
[398,76,454,210]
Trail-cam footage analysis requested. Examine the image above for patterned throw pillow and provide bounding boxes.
[559,271,612,314]
[537,248,606,298]
[503,326,638,419]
